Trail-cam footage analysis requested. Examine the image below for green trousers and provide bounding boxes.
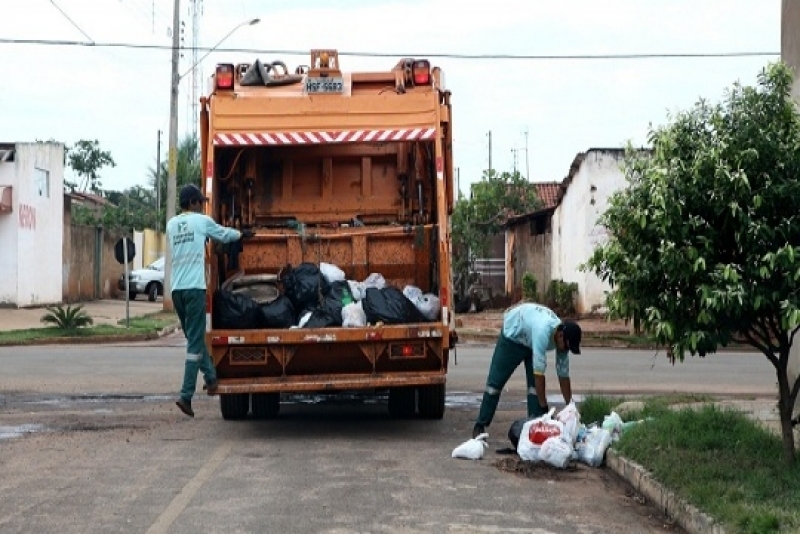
[476,333,548,428]
[173,289,217,402]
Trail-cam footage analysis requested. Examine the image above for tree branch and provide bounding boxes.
[744,330,778,367]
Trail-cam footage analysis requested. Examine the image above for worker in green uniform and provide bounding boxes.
[168,184,243,418]
[473,303,582,438]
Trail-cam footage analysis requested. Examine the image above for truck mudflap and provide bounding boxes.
[207,323,450,394]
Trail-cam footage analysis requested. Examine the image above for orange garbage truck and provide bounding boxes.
[199,50,457,420]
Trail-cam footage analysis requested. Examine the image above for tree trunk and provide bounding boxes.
[776,366,796,463]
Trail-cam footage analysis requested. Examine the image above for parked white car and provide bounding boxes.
[118,257,165,302]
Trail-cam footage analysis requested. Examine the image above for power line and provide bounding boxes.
[48,0,93,43]
[0,37,781,60]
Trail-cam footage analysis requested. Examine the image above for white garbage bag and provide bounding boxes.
[416,294,441,321]
[348,280,366,301]
[575,426,613,467]
[602,411,624,441]
[342,301,367,328]
[403,285,424,303]
[539,435,574,469]
[452,433,489,460]
[320,262,346,284]
[402,285,441,321]
[362,273,386,290]
[517,408,563,462]
[555,400,581,445]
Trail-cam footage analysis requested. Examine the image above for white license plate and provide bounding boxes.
[305,76,344,94]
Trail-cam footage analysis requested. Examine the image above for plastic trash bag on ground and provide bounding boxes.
[555,400,581,445]
[320,262,346,284]
[602,411,624,441]
[574,426,613,467]
[508,415,538,450]
[539,435,574,469]
[452,433,489,460]
[517,409,563,462]
[363,286,426,325]
[342,301,366,327]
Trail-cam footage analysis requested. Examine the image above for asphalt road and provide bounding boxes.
[0,335,774,533]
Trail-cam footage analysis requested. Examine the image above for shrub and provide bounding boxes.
[521,272,537,301]
[40,304,93,332]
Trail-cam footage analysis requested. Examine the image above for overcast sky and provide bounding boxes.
[0,0,781,196]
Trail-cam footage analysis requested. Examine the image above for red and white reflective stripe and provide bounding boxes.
[213,128,436,146]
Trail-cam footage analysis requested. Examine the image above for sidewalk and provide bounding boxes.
[0,298,167,333]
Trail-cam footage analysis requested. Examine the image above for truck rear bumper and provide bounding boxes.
[215,371,445,394]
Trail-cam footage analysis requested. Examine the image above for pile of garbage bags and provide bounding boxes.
[213,261,442,330]
[452,402,643,467]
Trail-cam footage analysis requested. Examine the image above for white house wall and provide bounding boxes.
[552,150,629,314]
[0,161,18,304]
[7,143,64,307]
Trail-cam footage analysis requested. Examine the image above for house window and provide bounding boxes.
[35,168,50,198]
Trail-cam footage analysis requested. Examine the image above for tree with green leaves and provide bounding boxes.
[148,134,201,220]
[451,169,542,296]
[585,62,800,463]
[66,140,116,193]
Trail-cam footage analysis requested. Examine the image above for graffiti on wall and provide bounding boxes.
[18,203,36,230]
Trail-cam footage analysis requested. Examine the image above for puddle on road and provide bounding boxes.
[23,394,173,408]
[0,424,48,440]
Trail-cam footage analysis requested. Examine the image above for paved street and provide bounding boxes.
[0,335,778,533]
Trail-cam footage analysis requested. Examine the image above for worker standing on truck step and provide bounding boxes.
[472,303,582,438]
[168,184,244,418]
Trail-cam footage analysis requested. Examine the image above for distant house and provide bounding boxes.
[0,142,65,307]
[504,148,646,314]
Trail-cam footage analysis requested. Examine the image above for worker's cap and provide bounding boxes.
[561,321,582,355]
[179,184,208,207]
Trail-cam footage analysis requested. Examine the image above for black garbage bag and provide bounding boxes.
[363,286,427,325]
[259,295,295,328]
[302,308,339,328]
[213,289,261,329]
[317,281,354,325]
[280,263,330,312]
[508,416,539,450]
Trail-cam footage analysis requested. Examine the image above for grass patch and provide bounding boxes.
[0,311,178,345]
[614,402,800,533]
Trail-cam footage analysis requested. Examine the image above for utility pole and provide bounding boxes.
[524,127,530,181]
[164,0,180,312]
[487,130,492,173]
[155,129,162,234]
[511,148,518,174]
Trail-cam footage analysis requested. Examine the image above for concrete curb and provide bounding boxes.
[0,324,180,347]
[605,449,727,534]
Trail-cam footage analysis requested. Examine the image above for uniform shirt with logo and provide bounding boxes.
[501,303,570,378]
[166,212,241,291]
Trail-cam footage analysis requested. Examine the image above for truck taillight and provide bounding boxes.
[413,60,431,85]
[216,64,234,90]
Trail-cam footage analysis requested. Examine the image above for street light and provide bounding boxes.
[163,7,260,311]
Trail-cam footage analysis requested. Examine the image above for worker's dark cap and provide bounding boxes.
[179,184,208,207]
[561,321,582,355]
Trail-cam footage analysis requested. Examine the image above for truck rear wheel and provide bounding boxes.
[418,384,446,419]
[220,393,250,420]
[251,393,280,419]
[388,387,416,419]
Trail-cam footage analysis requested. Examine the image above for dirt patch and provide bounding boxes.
[493,456,583,480]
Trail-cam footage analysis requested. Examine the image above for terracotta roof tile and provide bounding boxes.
[535,182,561,210]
